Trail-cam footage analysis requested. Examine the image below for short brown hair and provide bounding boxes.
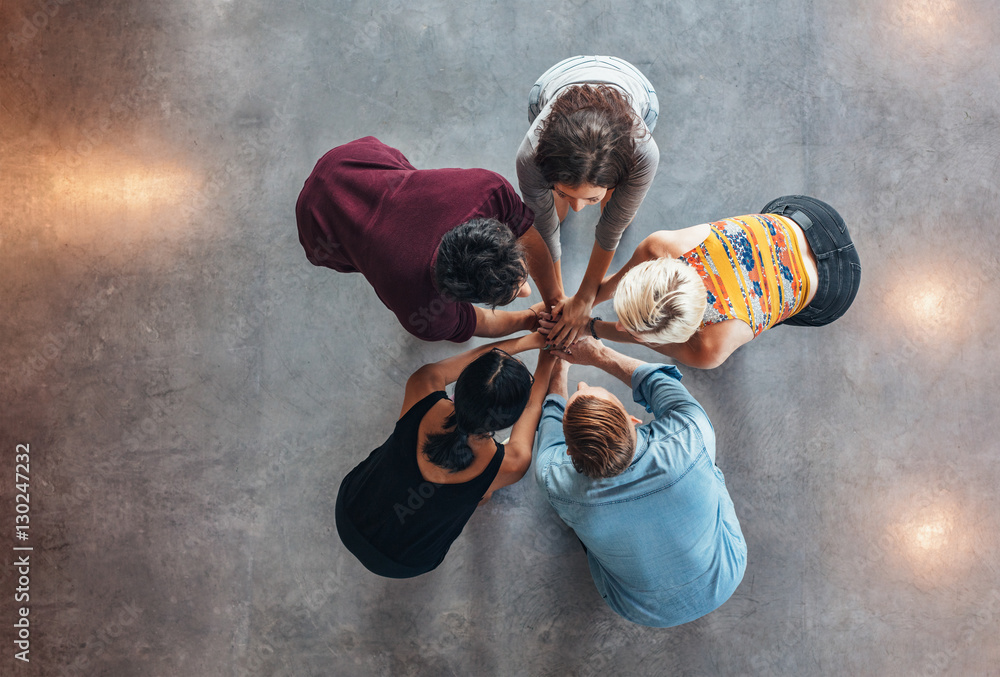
[563,395,636,478]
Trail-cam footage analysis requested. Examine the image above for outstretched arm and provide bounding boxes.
[547,242,616,347]
[480,349,557,501]
[519,226,565,310]
[550,337,644,388]
[471,306,537,339]
[592,319,752,370]
[546,356,569,399]
[402,331,546,416]
[594,231,671,305]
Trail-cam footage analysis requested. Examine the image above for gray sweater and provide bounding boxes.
[516,59,660,261]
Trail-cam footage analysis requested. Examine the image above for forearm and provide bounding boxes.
[521,226,564,307]
[594,320,637,345]
[574,242,616,304]
[591,343,646,387]
[472,307,535,338]
[426,330,538,385]
[546,358,569,399]
[594,320,695,366]
[508,352,557,450]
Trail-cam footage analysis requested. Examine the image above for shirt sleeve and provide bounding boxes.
[632,363,716,464]
[594,133,660,252]
[533,394,569,493]
[515,134,561,261]
[409,300,477,343]
[354,135,416,170]
[485,173,535,238]
[630,363,705,420]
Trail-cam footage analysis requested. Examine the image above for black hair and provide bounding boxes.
[423,349,533,472]
[434,218,527,308]
[534,84,643,189]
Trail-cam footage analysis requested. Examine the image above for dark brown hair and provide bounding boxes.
[534,84,644,189]
[435,218,527,308]
[563,395,635,478]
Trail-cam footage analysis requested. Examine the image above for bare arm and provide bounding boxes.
[520,226,565,309]
[594,231,671,305]
[547,357,569,399]
[593,319,752,370]
[551,337,644,388]
[481,350,557,500]
[548,242,617,347]
[472,306,536,339]
[402,331,546,416]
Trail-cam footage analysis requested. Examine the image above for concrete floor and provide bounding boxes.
[2,0,999,675]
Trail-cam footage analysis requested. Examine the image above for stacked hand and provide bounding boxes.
[536,296,595,347]
[543,295,593,348]
[546,336,605,366]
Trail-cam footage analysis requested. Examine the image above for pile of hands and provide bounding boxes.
[527,299,601,363]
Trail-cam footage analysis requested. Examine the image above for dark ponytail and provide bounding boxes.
[423,349,533,472]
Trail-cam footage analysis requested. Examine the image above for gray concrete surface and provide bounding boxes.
[2,0,999,675]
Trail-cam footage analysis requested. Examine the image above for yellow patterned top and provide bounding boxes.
[679,214,811,336]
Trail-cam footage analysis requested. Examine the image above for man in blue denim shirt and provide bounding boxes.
[534,338,746,627]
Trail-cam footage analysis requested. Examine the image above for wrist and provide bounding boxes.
[587,316,602,340]
[523,308,537,331]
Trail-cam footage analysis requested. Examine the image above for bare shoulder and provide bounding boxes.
[644,223,712,259]
[687,320,754,369]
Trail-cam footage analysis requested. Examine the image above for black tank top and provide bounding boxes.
[336,391,505,577]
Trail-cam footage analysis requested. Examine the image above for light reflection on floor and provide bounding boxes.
[45,149,197,244]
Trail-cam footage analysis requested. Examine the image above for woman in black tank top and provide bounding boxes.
[336,332,555,578]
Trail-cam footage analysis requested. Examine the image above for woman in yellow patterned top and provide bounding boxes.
[545,196,861,369]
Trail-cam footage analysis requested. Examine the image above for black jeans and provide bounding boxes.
[762,195,862,327]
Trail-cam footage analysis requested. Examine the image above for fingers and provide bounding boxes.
[550,347,574,361]
[537,316,557,336]
[550,323,572,348]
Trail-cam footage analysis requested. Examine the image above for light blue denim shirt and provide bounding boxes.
[534,363,746,628]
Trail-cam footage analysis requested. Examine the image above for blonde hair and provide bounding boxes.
[613,258,707,345]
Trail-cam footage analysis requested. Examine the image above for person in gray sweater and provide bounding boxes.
[516,55,660,348]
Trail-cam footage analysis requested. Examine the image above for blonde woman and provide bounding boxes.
[543,196,861,368]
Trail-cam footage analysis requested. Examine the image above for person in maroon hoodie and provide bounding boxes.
[296,137,561,342]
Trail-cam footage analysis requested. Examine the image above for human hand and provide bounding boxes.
[520,330,549,351]
[525,301,548,332]
[536,311,557,339]
[548,295,593,348]
[550,336,605,366]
